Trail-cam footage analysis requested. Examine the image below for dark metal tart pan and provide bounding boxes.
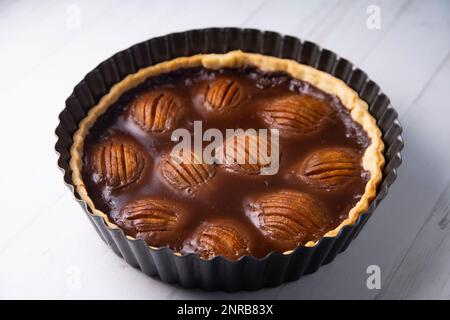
[55,27,403,291]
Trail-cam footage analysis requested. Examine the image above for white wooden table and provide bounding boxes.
[1,0,449,300]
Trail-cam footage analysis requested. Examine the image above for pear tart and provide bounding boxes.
[70,51,384,260]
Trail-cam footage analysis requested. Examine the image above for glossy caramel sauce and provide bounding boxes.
[82,67,370,259]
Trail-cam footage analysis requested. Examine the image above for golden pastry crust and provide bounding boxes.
[70,50,384,249]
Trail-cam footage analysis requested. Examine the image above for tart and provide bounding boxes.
[69,50,384,260]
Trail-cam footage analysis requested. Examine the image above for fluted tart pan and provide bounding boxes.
[55,28,403,291]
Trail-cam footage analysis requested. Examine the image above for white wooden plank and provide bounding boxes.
[376,56,450,300]
[242,0,408,65]
[241,0,339,36]
[0,193,176,299]
[0,0,119,97]
[319,0,412,65]
[0,0,56,30]
[360,0,450,114]
[379,182,450,299]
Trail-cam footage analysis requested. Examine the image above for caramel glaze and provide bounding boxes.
[82,67,370,259]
